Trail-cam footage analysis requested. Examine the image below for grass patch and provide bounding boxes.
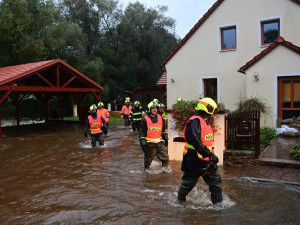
[64,116,79,121]
[109,116,123,125]
[63,116,123,124]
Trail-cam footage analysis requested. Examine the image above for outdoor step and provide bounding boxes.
[257,158,300,169]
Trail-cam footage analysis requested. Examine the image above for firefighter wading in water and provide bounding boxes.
[97,102,110,135]
[139,101,169,170]
[177,98,223,206]
[85,105,107,147]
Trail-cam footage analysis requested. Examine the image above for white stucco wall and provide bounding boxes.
[245,46,300,127]
[166,0,300,126]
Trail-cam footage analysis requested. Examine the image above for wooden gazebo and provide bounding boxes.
[0,59,104,138]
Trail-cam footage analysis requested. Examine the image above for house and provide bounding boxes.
[162,0,300,160]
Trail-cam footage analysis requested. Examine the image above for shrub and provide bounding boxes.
[290,144,300,160]
[260,127,278,150]
[170,98,229,134]
[236,96,271,116]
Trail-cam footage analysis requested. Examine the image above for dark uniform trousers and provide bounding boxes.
[91,133,104,147]
[178,167,223,204]
[144,142,169,169]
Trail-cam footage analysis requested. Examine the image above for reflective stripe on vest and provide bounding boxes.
[145,115,163,143]
[183,115,214,161]
[131,111,142,121]
[88,115,103,134]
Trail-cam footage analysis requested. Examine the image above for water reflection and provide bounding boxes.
[0,123,299,224]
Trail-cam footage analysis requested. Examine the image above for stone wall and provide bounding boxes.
[224,150,256,167]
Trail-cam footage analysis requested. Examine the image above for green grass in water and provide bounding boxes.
[63,116,123,125]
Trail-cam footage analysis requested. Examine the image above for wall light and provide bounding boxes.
[253,72,259,81]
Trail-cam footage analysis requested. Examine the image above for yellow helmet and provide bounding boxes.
[153,98,159,104]
[89,104,97,112]
[159,103,165,108]
[148,101,159,112]
[98,102,104,107]
[195,98,217,114]
[134,101,140,106]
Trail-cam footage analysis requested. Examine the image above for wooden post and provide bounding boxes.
[0,105,2,139]
[44,95,49,121]
[16,95,20,126]
[59,96,64,120]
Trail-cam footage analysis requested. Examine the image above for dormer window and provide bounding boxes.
[258,16,282,47]
[261,19,280,45]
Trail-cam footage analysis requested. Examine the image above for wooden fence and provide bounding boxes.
[225,111,260,158]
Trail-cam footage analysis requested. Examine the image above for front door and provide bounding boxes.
[278,76,300,120]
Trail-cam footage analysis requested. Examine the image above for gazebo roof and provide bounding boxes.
[0,59,104,93]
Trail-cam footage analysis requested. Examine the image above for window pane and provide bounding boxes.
[282,80,291,108]
[294,81,300,108]
[222,28,236,49]
[204,79,217,100]
[263,21,279,44]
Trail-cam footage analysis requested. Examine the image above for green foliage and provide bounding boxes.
[290,144,300,161]
[0,0,179,106]
[260,127,278,150]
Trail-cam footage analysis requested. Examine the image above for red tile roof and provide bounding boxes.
[156,72,166,86]
[162,0,224,68]
[0,60,56,85]
[162,0,300,69]
[238,37,300,73]
[0,59,104,90]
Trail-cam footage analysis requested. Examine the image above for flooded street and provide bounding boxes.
[0,122,299,224]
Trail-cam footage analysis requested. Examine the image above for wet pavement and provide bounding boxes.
[222,136,300,184]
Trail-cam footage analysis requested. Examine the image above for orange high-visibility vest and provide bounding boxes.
[97,108,110,123]
[145,115,163,143]
[121,105,132,115]
[183,115,214,161]
[88,115,103,134]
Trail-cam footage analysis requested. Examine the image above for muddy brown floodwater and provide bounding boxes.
[0,122,299,224]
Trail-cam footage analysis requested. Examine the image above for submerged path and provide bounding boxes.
[0,122,299,224]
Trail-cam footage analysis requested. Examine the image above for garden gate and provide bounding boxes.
[225,111,260,158]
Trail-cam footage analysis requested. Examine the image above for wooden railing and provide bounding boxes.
[225,111,260,158]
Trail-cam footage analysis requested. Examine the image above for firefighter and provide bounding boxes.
[85,104,107,147]
[121,100,132,127]
[177,97,223,206]
[130,101,143,132]
[97,102,110,135]
[139,101,169,171]
[158,103,168,147]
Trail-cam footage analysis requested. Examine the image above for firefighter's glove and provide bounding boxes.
[141,145,147,153]
[165,141,168,147]
[140,138,147,152]
[102,127,108,135]
[209,153,219,164]
[84,131,88,138]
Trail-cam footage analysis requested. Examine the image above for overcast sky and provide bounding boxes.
[118,0,217,38]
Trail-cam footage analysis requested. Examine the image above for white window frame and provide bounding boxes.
[258,15,283,47]
[200,76,220,103]
[217,23,239,52]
